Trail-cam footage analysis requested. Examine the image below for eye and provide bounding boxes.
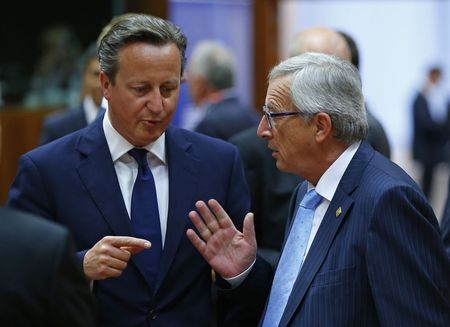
[132,86,148,95]
[160,84,178,98]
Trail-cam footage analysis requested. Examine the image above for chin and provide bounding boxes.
[275,161,286,172]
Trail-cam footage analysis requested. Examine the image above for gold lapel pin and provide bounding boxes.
[335,207,342,217]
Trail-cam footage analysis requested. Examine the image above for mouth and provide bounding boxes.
[142,119,160,127]
[268,146,278,157]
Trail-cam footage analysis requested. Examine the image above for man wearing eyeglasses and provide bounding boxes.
[187,52,450,326]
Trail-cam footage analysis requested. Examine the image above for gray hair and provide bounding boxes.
[269,52,368,143]
[188,40,234,90]
[97,13,187,84]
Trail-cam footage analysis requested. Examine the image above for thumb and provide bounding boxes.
[242,212,256,247]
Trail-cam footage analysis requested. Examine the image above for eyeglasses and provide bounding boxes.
[262,105,304,129]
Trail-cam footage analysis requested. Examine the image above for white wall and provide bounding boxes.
[279,0,450,154]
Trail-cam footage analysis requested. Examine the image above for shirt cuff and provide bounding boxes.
[223,259,256,288]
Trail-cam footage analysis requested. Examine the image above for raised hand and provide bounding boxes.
[186,199,257,278]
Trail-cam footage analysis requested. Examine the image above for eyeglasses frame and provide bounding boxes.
[262,105,305,129]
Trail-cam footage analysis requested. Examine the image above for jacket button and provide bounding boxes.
[149,309,157,320]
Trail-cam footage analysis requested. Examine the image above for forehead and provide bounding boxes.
[266,75,292,107]
[117,42,181,77]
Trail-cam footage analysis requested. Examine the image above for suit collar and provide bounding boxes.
[76,117,133,238]
[279,140,375,326]
[102,111,167,164]
[315,141,360,202]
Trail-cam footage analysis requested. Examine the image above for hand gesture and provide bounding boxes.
[84,236,151,280]
[186,199,257,278]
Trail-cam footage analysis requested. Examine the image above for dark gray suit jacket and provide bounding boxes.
[0,207,95,327]
[230,126,302,268]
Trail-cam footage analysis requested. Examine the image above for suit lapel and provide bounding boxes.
[76,117,133,237]
[279,188,353,326]
[279,141,374,326]
[76,117,166,289]
[154,127,199,292]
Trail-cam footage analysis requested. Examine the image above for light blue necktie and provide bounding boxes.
[128,148,162,292]
[262,189,322,327]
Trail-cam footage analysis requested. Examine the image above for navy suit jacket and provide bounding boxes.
[195,95,259,141]
[40,104,88,145]
[262,141,450,326]
[440,184,450,257]
[8,115,266,327]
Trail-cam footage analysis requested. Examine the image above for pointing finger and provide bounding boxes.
[104,236,151,250]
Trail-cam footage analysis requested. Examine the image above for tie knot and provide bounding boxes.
[300,189,322,209]
[128,148,149,167]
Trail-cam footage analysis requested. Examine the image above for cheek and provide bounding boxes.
[163,94,180,113]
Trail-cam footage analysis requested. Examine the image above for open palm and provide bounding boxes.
[186,199,257,278]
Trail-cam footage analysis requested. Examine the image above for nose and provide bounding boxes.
[257,115,272,140]
[146,90,163,114]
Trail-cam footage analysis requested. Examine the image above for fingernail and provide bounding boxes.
[144,241,151,248]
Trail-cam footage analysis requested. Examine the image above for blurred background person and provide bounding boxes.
[412,66,450,199]
[182,40,258,140]
[39,43,103,144]
[289,28,391,158]
[23,24,82,108]
[337,30,391,159]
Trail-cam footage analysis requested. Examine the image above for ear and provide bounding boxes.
[99,71,111,100]
[313,112,332,143]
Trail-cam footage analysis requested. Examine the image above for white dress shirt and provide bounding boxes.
[304,141,360,257]
[228,141,361,287]
[102,111,169,246]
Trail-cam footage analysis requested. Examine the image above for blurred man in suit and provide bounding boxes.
[188,53,450,326]
[412,67,450,198]
[8,13,269,327]
[40,43,103,144]
[0,122,95,327]
[183,40,258,140]
[337,30,391,158]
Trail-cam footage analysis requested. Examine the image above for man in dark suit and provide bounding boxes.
[412,67,450,198]
[40,44,103,144]
[182,40,258,140]
[8,14,269,327]
[0,207,96,326]
[188,53,450,325]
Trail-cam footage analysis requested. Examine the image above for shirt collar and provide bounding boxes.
[309,141,361,201]
[102,110,166,165]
